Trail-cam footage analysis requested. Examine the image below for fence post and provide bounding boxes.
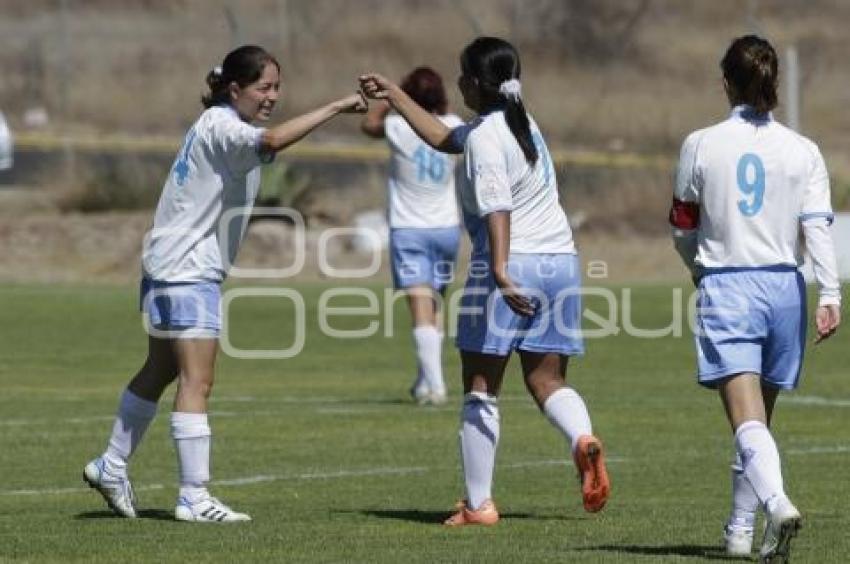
[785,44,800,131]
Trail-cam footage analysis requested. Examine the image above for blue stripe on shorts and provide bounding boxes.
[695,268,806,390]
[140,278,221,338]
[455,253,584,356]
[389,227,460,291]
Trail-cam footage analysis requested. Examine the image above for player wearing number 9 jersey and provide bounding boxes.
[82,45,367,524]
[670,35,841,561]
[361,67,464,406]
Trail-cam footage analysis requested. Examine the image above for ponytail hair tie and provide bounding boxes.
[498,78,522,101]
[213,66,223,77]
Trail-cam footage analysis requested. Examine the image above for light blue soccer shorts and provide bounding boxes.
[455,253,585,356]
[695,266,806,390]
[389,226,460,292]
[140,278,222,338]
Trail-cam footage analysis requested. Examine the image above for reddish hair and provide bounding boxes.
[401,67,448,115]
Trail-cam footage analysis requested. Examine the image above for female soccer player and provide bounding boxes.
[361,37,610,525]
[83,45,366,523]
[360,67,464,405]
[670,35,841,561]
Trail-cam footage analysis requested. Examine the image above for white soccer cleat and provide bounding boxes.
[174,495,251,523]
[83,457,137,518]
[759,498,802,563]
[410,385,430,405]
[724,525,754,556]
[409,379,448,406]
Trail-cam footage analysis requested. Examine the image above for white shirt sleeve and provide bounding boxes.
[674,131,703,205]
[799,145,840,305]
[671,131,703,276]
[803,218,841,306]
[216,119,272,173]
[800,144,834,224]
[465,130,512,217]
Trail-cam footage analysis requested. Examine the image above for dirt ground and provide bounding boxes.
[0,205,689,286]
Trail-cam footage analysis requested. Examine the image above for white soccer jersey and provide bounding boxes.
[384,113,464,228]
[142,105,272,283]
[457,110,575,257]
[674,105,833,269]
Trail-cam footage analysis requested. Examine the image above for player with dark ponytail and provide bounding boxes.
[360,67,464,406]
[459,37,537,164]
[361,36,609,526]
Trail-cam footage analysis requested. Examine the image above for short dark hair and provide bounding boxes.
[201,45,280,109]
[400,67,448,115]
[721,35,778,116]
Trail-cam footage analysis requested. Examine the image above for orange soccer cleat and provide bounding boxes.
[573,435,610,513]
[443,499,500,527]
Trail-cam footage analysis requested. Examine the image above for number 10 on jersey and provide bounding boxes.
[413,145,446,183]
[736,153,765,217]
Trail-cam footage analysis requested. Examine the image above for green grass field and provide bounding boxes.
[0,282,848,563]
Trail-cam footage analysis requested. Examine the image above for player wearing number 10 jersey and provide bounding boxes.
[361,67,464,405]
[670,35,841,562]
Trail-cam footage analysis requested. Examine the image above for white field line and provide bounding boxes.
[5,484,166,497]
[0,410,287,427]
[0,415,115,427]
[0,398,527,427]
[0,458,625,498]
[215,466,429,486]
[780,395,850,408]
[3,446,844,499]
[10,393,850,408]
[786,445,850,455]
[0,405,495,428]
[2,393,848,428]
[213,395,534,405]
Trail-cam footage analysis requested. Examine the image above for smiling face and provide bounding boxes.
[229,62,281,122]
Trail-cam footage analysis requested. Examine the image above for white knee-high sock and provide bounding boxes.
[542,387,593,453]
[413,325,445,395]
[171,412,211,504]
[735,420,787,512]
[728,451,759,530]
[459,392,500,510]
[102,389,158,477]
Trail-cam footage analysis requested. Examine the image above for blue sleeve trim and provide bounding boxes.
[449,125,472,151]
[800,212,834,225]
[478,206,513,218]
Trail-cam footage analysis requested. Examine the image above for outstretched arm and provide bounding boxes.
[360,73,462,154]
[260,92,367,153]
